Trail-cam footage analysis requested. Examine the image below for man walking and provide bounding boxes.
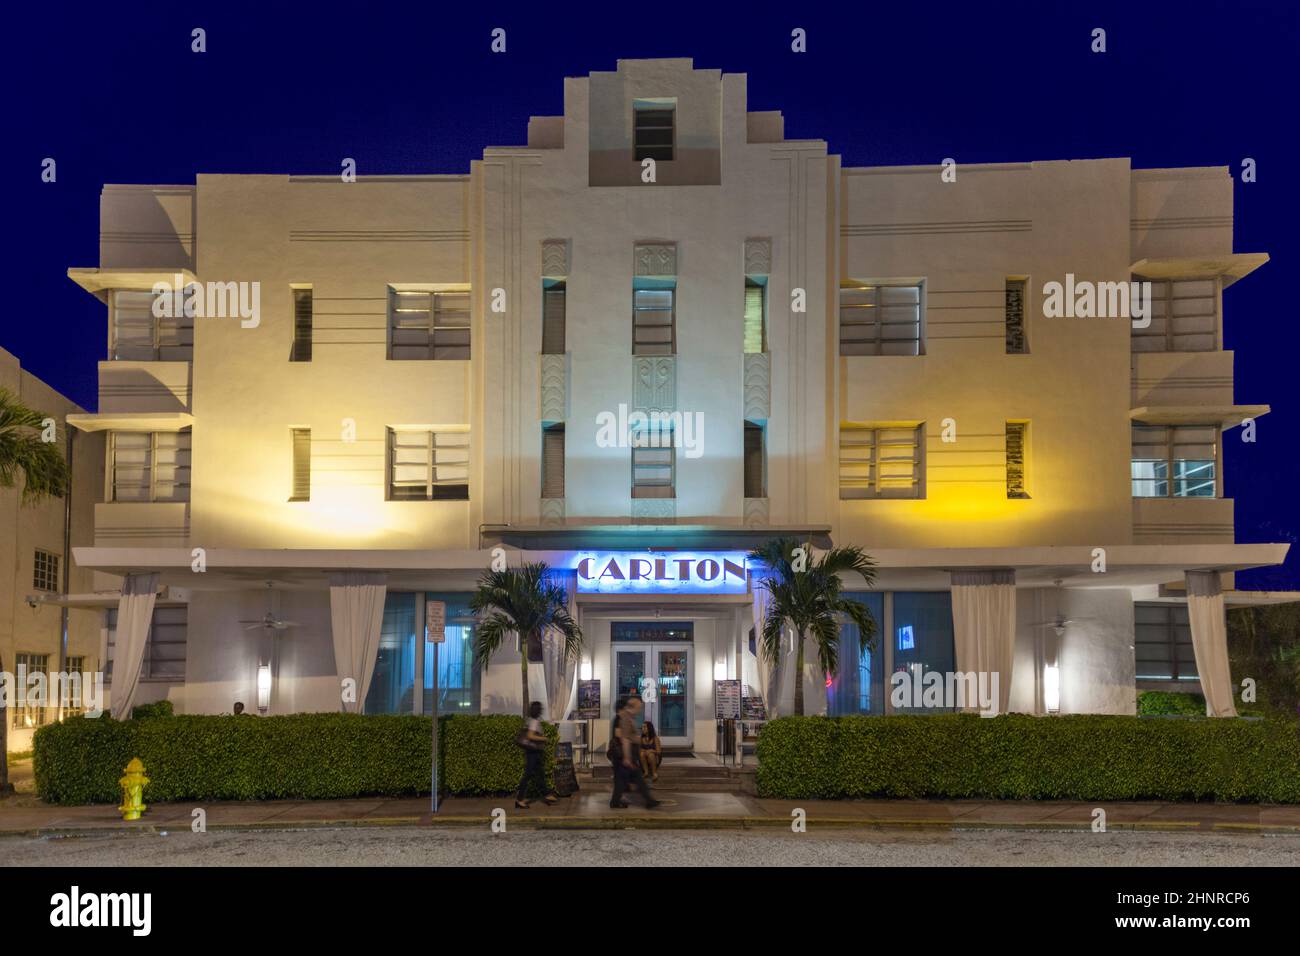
[609,695,659,810]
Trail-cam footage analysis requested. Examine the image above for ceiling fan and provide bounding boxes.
[238,582,301,632]
[1027,580,1095,635]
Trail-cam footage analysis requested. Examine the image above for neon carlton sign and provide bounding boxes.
[574,552,749,595]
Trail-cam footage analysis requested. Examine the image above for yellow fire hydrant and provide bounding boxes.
[118,758,149,821]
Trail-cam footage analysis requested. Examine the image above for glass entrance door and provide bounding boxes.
[612,643,693,749]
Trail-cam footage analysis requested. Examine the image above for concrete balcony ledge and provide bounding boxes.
[1130,252,1268,287]
[68,411,194,433]
[1130,404,1267,428]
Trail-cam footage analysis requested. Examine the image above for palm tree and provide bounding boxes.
[0,387,70,794]
[471,562,583,717]
[748,537,879,717]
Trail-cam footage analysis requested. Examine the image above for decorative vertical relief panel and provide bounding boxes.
[633,357,675,412]
[743,238,772,276]
[541,239,569,277]
[633,243,677,277]
[632,498,676,523]
[743,352,770,421]
[743,497,770,526]
[540,497,565,525]
[540,354,567,422]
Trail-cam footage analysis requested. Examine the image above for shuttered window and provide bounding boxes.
[111,290,194,361]
[839,425,923,499]
[1131,278,1218,353]
[1131,424,1217,498]
[388,289,471,360]
[631,428,674,498]
[542,281,566,355]
[542,424,565,498]
[839,282,923,356]
[290,428,311,500]
[633,102,674,162]
[744,278,766,354]
[1005,278,1028,354]
[633,279,675,355]
[388,429,470,500]
[1006,421,1029,498]
[1134,603,1198,681]
[744,421,765,498]
[291,287,313,362]
[110,430,191,502]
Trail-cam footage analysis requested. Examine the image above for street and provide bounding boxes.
[4,825,1298,867]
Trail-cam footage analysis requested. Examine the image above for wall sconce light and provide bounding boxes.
[714,658,728,681]
[257,663,273,713]
[580,657,593,681]
[1044,664,1060,714]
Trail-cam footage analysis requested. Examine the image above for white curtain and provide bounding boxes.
[750,578,780,717]
[1185,570,1238,718]
[329,572,387,714]
[110,572,159,720]
[540,570,579,722]
[950,569,1015,715]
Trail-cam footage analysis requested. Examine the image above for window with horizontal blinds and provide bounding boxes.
[291,428,311,500]
[291,287,313,362]
[110,430,191,502]
[633,278,675,355]
[631,428,674,498]
[743,278,766,354]
[111,291,194,361]
[839,425,923,499]
[1134,603,1198,681]
[1006,421,1029,498]
[744,421,765,497]
[1131,424,1216,498]
[388,289,471,360]
[542,281,566,355]
[1131,278,1218,352]
[541,424,565,498]
[633,102,674,162]
[105,606,188,681]
[388,429,470,500]
[1005,279,1028,354]
[839,282,922,356]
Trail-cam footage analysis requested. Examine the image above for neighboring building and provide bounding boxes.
[63,59,1288,751]
[1,347,103,752]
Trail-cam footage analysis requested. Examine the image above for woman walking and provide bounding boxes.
[515,701,558,809]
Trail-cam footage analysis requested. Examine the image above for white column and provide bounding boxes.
[1184,570,1238,717]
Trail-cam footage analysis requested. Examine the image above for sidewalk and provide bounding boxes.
[4,774,1299,836]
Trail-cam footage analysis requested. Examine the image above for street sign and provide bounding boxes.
[425,600,446,642]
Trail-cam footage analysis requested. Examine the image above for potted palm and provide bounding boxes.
[0,387,70,794]
[748,537,879,716]
[470,562,583,716]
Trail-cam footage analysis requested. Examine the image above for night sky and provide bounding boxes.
[5,1,1296,586]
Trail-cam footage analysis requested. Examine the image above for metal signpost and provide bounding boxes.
[426,600,446,813]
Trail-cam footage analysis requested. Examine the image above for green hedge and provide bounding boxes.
[33,712,557,805]
[755,714,1300,803]
[1137,691,1207,717]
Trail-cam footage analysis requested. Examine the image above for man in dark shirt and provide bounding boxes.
[610,695,659,810]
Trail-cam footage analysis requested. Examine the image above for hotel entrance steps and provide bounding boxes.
[586,755,746,792]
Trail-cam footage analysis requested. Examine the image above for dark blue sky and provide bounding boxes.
[5,1,1297,586]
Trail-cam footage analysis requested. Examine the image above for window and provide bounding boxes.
[110,290,193,361]
[542,280,566,355]
[33,549,60,593]
[542,424,565,499]
[891,592,957,714]
[106,605,187,681]
[839,281,923,356]
[388,429,470,500]
[109,430,191,502]
[839,424,923,499]
[290,428,311,501]
[633,100,675,162]
[364,593,480,716]
[1135,603,1198,681]
[1006,421,1029,499]
[633,277,675,355]
[744,421,765,498]
[827,592,885,716]
[631,428,675,498]
[743,277,766,353]
[388,288,471,360]
[1005,278,1028,353]
[11,653,50,728]
[1131,424,1216,498]
[62,656,87,717]
[291,286,312,362]
[1131,278,1218,352]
